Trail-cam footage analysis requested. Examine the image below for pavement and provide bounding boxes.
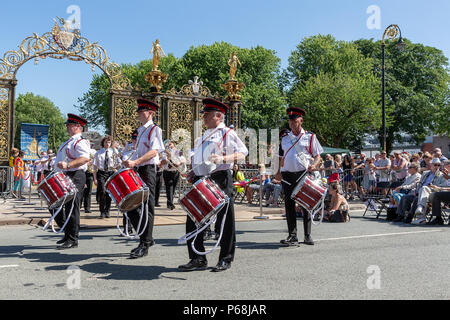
[0,187,367,228]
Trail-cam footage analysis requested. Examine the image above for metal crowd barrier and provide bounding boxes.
[0,166,14,199]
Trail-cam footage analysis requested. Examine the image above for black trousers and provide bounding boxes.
[80,171,93,212]
[430,191,450,220]
[53,170,86,242]
[155,170,162,205]
[97,170,113,215]
[186,170,235,263]
[281,171,311,238]
[163,170,179,206]
[127,165,156,244]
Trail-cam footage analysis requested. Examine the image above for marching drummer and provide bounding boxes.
[178,98,248,272]
[53,113,90,249]
[121,98,164,259]
[276,107,323,246]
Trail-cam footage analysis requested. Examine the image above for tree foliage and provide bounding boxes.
[14,93,68,150]
[286,35,381,148]
[354,38,450,151]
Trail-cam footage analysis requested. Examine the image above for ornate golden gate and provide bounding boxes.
[0,19,243,166]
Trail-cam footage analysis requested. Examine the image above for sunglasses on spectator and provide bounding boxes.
[433,164,441,167]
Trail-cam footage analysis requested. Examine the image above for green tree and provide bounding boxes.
[286,35,381,148]
[14,93,68,150]
[354,38,450,151]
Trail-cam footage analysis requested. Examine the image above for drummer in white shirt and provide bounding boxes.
[275,106,323,247]
[121,98,164,259]
[53,113,91,249]
[178,98,248,273]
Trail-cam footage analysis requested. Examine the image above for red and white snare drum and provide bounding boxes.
[106,168,149,212]
[37,171,77,210]
[180,177,228,228]
[291,174,327,212]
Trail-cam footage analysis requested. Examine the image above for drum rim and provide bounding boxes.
[47,190,77,210]
[107,186,149,212]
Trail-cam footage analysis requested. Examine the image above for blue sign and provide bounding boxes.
[20,123,49,161]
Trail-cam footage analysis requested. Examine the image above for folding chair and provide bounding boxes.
[362,182,391,219]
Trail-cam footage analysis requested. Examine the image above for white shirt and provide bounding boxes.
[192,122,248,176]
[135,120,164,166]
[162,148,186,171]
[93,147,120,171]
[55,133,90,172]
[280,129,323,172]
[121,142,135,161]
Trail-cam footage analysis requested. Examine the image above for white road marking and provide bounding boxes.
[235,229,443,248]
[315,229,443,242]
[0,265,19,269]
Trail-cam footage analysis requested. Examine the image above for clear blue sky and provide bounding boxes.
[1,0,449,133]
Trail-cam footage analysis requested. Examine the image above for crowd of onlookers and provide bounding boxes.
[231,147,450,225]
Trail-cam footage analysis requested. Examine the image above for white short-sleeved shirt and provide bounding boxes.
[135,120,164,167]
[192,122,248,176]
[93,147,120,171]
[162,148,186,172]
[280,129,323,172]
[121,143,135,161]
[55,133,90,172]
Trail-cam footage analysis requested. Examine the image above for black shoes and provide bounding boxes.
[130,241,154,259]
[212,259,231,272]
[280,235,299,246]
[303,235,314,245]
[56,237,68,245]
[155,203,161,207]
[393,215,404,222]
[178,258,208,271]
[57,240,78,250]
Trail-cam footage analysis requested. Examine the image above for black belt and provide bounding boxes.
[98,170,114,174]
[137,164,156,169]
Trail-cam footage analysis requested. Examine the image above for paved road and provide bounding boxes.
[0,211,449,300]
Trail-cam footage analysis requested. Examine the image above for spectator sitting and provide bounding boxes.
[324,182,350,222]
[426,160,450,225]
[391,163,422,222]
[411,158,448,225]
[263,173,282,207]
[410,153,421,167]
[419,152,432,173]
[245,164,266,204]
[232,163,246,194]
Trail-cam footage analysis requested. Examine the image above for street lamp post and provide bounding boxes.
[381,24,405,152]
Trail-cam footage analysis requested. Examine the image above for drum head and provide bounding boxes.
[118,188,150,212]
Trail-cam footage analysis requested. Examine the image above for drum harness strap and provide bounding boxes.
[177,196,230,256]
[116,190,149,239]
